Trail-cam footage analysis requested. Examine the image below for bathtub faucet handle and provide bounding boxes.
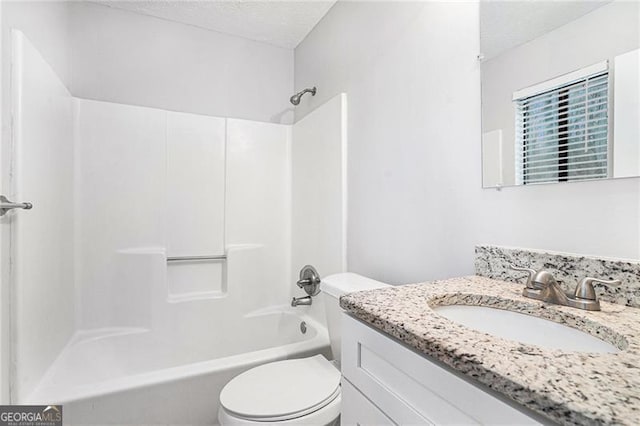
[296,265,321,297]
[296,276,319,288]
[292,265,321,307]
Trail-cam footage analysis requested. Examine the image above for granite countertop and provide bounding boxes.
[340,276,640,426]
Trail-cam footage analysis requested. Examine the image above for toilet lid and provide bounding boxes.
[220,355,340,421]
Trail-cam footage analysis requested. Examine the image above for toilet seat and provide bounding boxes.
[219,355,340,423]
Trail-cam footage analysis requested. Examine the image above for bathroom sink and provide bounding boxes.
[433,305,620,354]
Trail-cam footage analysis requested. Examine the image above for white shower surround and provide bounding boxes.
[10,31,347,423]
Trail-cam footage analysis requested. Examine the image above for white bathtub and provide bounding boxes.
[27,311,331,425]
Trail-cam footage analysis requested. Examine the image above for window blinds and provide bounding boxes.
[514,71,609,185]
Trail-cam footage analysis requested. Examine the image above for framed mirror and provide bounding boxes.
[480,1,639,188]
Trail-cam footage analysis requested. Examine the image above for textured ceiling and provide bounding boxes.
[481,0,612,59]
[92,0,337,48]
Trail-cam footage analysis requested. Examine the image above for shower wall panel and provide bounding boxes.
[166,112,226,299]
[74,99,166,329]
[74,102,293,329]
[166,112,225,257]
[10,31,75,402]
[289,93,348,323]
[291,94,347,281]
[226,119,292,313]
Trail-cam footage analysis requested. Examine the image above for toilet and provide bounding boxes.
[218,273,390,425]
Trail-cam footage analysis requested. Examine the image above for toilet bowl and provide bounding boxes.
[218,273,389,425]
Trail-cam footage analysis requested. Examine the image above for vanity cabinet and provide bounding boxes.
[341,314,542,425]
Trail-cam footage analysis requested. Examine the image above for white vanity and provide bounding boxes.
[341,314,541,425]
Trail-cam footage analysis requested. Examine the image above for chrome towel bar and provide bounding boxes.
[167,255,226,262]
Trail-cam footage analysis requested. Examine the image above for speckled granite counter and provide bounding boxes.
[340,276,640,425]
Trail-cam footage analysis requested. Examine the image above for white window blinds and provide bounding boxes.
[514,69,609,185]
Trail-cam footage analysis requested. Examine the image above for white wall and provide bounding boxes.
[295,1,482,284]
[11,30,75,402]
[295,1,640,286]
[69,2,295,124]
[477,177,640,260]
[482,1,640,185]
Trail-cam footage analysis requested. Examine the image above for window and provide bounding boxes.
[513,63,609,185]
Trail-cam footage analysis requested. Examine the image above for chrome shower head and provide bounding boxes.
[290,87,317,105]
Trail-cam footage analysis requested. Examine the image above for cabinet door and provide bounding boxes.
[341,379,398,426]
[342,314,541,425]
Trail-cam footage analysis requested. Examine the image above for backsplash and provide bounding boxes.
[475,245,640,308]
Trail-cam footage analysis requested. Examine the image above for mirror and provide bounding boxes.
[480,1,639,188]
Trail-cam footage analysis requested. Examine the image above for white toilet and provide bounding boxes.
[218,273,389,425]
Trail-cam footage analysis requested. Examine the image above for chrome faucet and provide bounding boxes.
[510,265,621,311]
[291,296,313,307]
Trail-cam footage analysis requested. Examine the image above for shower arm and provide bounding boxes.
[289,87,317,105]
[298,87,316,97]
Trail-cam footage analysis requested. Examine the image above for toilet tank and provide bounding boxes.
[320,273,390,366]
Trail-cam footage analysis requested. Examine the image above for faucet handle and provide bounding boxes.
[574,277,621,301]
[509,264,537,288]
[297,265,321,296]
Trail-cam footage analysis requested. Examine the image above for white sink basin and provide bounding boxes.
[433,305,620,354]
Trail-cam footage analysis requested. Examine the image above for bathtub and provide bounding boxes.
[26,310,331,425]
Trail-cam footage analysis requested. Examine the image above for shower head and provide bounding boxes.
[290,87,317,105]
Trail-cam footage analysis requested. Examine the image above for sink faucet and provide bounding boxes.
[510,265,621,311]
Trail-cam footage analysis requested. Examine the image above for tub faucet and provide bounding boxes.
[510,265,621,311]
[291,295,313,307]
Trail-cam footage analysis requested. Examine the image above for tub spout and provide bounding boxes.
[291,295,312,307]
